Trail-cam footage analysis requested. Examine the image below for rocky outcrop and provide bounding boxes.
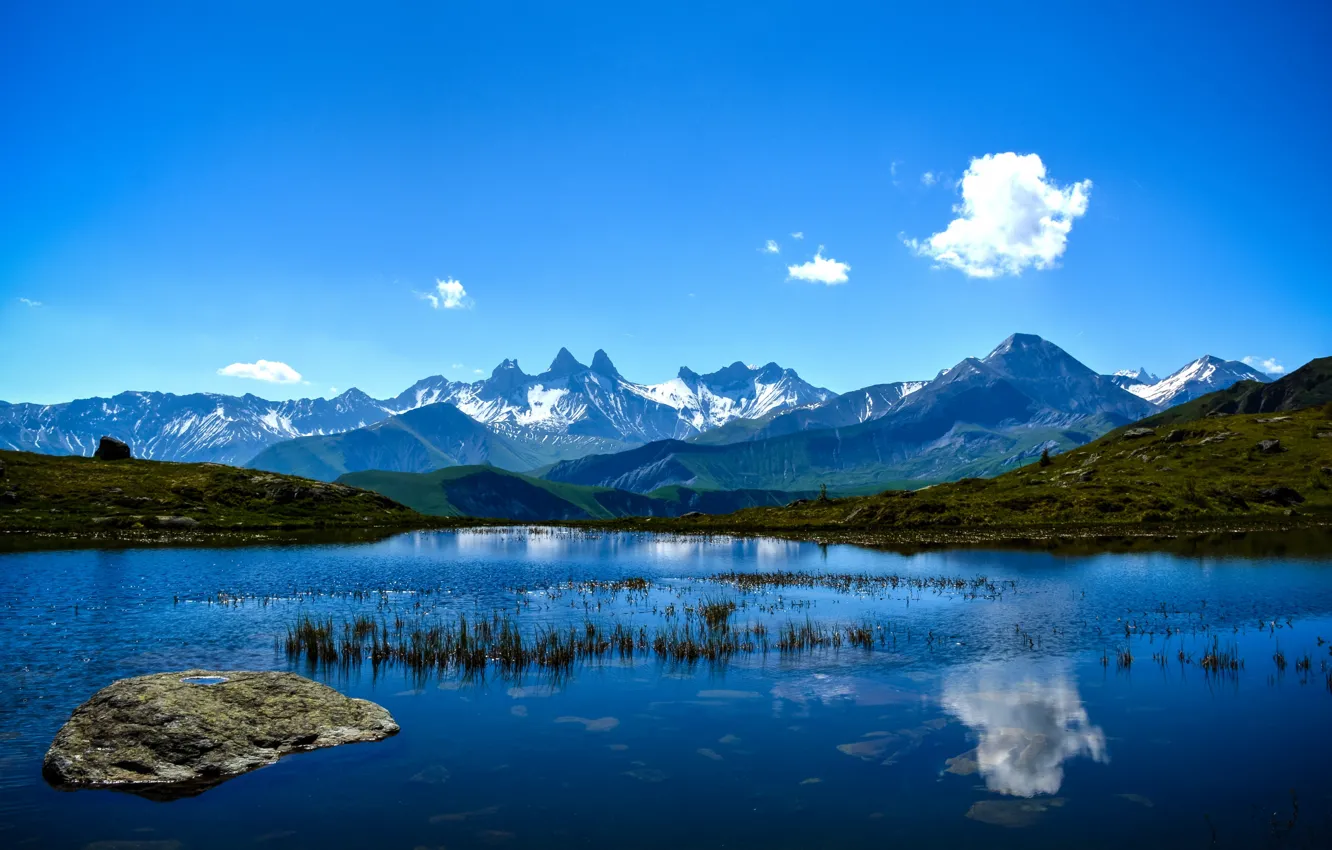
[44,670,397,799]
[93,436,131,460]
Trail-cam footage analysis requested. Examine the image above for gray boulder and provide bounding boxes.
[93,436,132,461]
[1255,439,1283,454]
[1257,486,1303,506]
[1123,427,1155,439]
[43,670,398,798]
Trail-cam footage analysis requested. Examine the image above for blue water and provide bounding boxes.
[2,529,1331,849]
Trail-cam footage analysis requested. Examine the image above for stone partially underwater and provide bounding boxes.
[43,670,398,800]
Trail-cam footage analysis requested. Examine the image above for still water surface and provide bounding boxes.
[2,530,1331,849]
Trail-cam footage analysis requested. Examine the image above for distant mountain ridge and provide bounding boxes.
[1118,356,1268,407]
[0,389,391,466]
[0,350,831,466]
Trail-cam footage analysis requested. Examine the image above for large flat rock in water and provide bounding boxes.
[44,670,398,798]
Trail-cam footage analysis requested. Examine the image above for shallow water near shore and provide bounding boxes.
[2,529,1331,849]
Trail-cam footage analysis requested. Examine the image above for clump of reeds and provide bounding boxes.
[1116,647,1133,669]
[845,621,875,649]
[696,596,737,630]
[1199,637,1242,674]
[282,604,897,677]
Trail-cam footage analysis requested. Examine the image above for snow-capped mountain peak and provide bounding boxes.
[1125,355,1268,407]
[1113,367,1158,383]
[630,360,834,432]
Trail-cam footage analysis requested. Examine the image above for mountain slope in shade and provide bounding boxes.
[246,403,604,482]
[544,334,1146,493]
[1126,356,1269,407]
[336,465,812,521]
[0,390,392,465]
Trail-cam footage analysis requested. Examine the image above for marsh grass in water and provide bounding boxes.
[254,569,1332,690]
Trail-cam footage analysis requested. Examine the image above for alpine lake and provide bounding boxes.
[2,528,1331,849]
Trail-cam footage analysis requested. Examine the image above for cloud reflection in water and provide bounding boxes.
[941,662,1107,797]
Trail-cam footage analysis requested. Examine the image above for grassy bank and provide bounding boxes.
[0,449,466,541]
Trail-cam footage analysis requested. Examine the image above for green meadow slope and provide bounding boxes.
[0,449,434,534]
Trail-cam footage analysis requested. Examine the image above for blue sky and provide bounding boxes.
[2,1,1328,403]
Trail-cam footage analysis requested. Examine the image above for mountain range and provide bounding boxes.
[541,334,1159,493]
[0,349,830,466]
[1,337,1277,494]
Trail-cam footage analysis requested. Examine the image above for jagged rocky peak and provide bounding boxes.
[590,349,620,378]
[543,347,588,378]
[486,358,530,394]
[1114,366,1157,382]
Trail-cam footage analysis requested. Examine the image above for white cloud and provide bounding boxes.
[890,161,902,186]
[1242,356,1286,375]
[420,277,471,309]
[921,171,937,186]
[472,368,484,375]
[787,246,850,285]
[942,661,1107,797]
[451,362,464,370]
[906,152,1091,278]
[761,239,780,254]
[18,297,41,307]
[217,360,303,383]
[329,386,340,394]
[790,231,804,240]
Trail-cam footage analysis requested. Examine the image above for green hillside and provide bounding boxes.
[621,406,1332,535]
[0,449,438,535]
[338,465,811,520]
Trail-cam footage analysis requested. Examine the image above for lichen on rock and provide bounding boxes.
[43,670,398,799]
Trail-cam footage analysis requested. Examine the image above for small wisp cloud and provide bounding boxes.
[420,277,471,309]
[761,239,780,254]
[217,360,303,384]
[18,297,42,307]
[788,246,850,285]
[906,152,1091,278]
[1243,356,1286,375]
